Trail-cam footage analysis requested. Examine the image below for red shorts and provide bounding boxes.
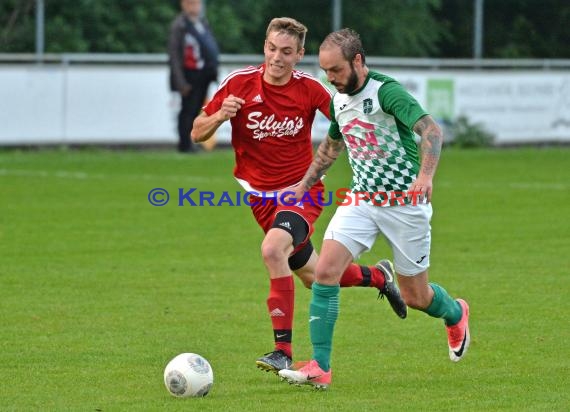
[249,181,324,253]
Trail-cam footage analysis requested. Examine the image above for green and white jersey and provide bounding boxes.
[328,71,427,206]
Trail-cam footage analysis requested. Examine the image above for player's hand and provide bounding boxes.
[218,94,246,121]
[276,183,306,206]
[407,175,433,204]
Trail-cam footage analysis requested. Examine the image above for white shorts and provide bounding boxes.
[324,192,433,276]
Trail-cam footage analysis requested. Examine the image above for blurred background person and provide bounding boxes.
[168,0,219,153]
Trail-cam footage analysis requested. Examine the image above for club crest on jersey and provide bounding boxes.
[363,98,373,114]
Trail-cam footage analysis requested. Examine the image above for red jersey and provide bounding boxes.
[204,64,332,191]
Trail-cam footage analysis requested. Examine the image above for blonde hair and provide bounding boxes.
[266,17,308,51]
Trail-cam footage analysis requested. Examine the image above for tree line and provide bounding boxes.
[1,0,568,58]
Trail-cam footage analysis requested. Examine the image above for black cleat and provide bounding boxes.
[256,350,292,374]
[376,259,408,319]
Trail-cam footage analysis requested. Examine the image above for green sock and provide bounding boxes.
[424,283,462,326]
[309,282,340,372]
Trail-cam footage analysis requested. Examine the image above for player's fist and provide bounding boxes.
[219,94,246,121]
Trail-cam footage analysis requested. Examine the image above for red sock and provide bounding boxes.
[370,265,386,290]
[339,263,385,289]
[267,276,294,358]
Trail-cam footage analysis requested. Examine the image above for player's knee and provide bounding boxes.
[260,239,288,267]
[315,265,342,285]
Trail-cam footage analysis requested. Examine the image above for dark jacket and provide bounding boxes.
[168,14,219,93]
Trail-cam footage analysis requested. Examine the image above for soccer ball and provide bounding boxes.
[163,353,214,397]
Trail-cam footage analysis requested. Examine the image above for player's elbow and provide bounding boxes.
[190,130,200,143]
[190,124,208,143]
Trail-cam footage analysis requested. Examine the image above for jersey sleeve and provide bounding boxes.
[203,76,231,115]
[327,97,342,140]
[313,82,332,120]
[379,81,428,130]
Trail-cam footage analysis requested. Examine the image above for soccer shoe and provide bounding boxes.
[255,350,292,374]
[446,299,471,362]
[375,259,408,319]
[278,360,332,390]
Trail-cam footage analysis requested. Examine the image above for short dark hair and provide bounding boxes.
[320,28,366,64]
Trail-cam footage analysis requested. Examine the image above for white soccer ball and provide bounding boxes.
[163,353,214,397]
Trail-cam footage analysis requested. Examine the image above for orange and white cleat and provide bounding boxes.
[446,299,471,362]
[278,359,332,390]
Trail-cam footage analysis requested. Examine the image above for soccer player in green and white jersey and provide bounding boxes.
[278,28,470,389]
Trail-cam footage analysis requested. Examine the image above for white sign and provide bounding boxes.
[0,64,569,145]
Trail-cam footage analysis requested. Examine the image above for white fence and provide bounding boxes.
[1,54,569,146]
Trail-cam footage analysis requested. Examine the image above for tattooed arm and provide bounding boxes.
[299,136,346,191]
[409,114,443,203]
[277,135,345,204]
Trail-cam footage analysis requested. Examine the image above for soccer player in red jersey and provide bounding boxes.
[191,17,407,374]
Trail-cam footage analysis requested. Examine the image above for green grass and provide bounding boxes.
[1,147,569,411]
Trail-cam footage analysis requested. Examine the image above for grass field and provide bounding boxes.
[1,146,569,411]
